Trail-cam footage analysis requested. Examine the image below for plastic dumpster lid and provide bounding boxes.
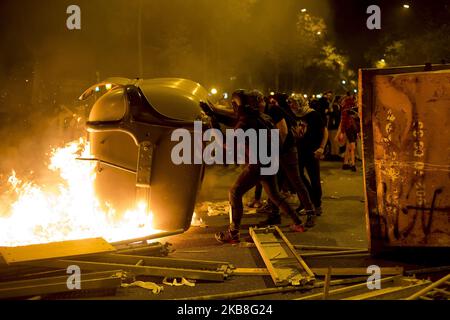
[137,78,210,121]
[80,78,211,122]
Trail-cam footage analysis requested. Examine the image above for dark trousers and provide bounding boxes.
[268,148,315,214]
[229,164,301,229]
[298,151,322,208]
[254,182,262,201]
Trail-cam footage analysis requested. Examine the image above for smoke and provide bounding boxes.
[0,0,335,183]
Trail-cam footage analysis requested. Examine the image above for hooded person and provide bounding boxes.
[288,94,328,217]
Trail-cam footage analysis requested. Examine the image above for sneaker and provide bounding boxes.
[295,205,306,215]
[290,224,306,233]
[342,164,350,170]
[257,203,278,214]
[257,215,282,227]
[305,215,316,228]
[315,207,322,216]
[247,199,262,208]
[350,165,357,172]
[215,229,240,244]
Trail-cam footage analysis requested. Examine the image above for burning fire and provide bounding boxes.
[0,138,157,247]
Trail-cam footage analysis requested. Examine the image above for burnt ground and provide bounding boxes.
[93,161,449,300]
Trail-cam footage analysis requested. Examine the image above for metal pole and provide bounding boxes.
[180,277,369,300]
[111,229,184,247]
[405,273,450,300]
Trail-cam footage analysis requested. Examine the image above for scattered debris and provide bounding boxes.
[122,281,163,294]
[249,226,315,286]
[0,232,446,300]
[405,273,450,300]
[181,277,370,300]
[195,201,230,217]
[115,242,172,257]
[163,277,196,287]
[191,212,208,228]
[296,276,431,300]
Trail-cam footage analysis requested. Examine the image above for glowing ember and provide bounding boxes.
[0,138,158,247]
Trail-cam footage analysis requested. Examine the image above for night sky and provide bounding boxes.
[0,0,449,100]
[330,0,450,68]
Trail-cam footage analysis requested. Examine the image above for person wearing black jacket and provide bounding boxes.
[215,90,306,244]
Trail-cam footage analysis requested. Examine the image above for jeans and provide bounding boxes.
[229,164,301,229]
[268,147,315,214]
[298,151,322,208]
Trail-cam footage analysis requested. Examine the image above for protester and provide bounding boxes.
[315,91,332,126]
[252,91,316,228]
[215,90,306,244]
[327,95,342,161]
[289,94,327,217]
[337,92,358,172]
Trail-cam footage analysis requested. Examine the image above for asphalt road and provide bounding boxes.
[98,161,449,300]
[103,160,373,300]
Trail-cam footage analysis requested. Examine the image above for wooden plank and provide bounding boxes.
[0,238,116,265]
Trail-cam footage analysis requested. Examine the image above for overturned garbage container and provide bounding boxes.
[79,78,213,232]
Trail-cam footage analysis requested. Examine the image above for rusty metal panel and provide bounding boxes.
[0,238,116,265]
[360,65,450,253]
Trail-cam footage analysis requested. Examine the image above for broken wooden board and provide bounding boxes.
[249,226,315,286]
[0,238,116,265]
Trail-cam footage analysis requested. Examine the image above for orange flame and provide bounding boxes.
[0,138,157,247]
